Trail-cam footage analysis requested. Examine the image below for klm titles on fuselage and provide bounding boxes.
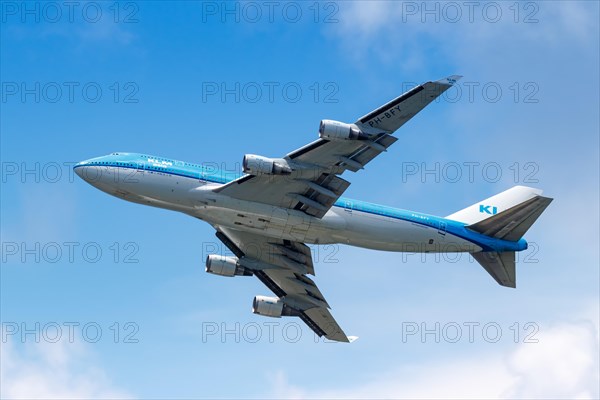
[147,158,173,168]
[367,105,402,127]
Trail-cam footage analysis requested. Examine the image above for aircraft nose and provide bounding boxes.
[73,156,118,191]
[74,159,103,184]
[73,160,89,180]
[74,164,83,178]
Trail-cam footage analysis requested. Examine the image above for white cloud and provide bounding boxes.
[504,322,599,399]
[1,337,132,399]
[268,319,599,399]
[327,1,598,69]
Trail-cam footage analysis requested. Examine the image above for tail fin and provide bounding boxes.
[446,186,544,225]
[447,186,553,288]
[467,195,553,242]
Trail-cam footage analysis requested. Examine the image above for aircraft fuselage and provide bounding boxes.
[74,153,527,254]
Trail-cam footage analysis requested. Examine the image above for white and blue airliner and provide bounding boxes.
[74,76,552,342]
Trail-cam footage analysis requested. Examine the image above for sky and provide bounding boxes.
[1,1,599,398]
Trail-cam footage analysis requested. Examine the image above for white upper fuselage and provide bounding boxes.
[74,153,526,254]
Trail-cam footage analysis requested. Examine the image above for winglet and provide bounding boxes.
[437,75,462,86]
[347,336,359,343]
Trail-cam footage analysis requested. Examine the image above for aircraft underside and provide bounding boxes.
[90,166,479,253]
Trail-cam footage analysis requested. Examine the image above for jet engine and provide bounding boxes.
[205,255,251,277]
[319,120,368,141]
[252,295,300,318]
[252,295,283,317]
[242,154,292,175]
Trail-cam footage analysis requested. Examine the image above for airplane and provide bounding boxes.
[74,75,553,342]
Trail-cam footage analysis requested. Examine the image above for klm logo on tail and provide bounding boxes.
[479,205,498,215]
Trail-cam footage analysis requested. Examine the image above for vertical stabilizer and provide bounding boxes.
[446,186,543,225]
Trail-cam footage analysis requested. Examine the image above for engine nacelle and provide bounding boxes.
[319,120,367,141]
[243,154,292,175]
[252,295,300,318]
[252,295,283,318]
[205,255,250,277]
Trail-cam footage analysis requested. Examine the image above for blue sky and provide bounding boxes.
[1,1,599,398]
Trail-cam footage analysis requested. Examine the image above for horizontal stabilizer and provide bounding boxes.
[471,251,516,288]
[467,195,553,241]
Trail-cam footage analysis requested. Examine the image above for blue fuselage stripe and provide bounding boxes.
[74,153,526,252]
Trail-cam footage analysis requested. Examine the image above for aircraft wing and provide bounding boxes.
[213,225,354,342]
[215,76,461,218]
